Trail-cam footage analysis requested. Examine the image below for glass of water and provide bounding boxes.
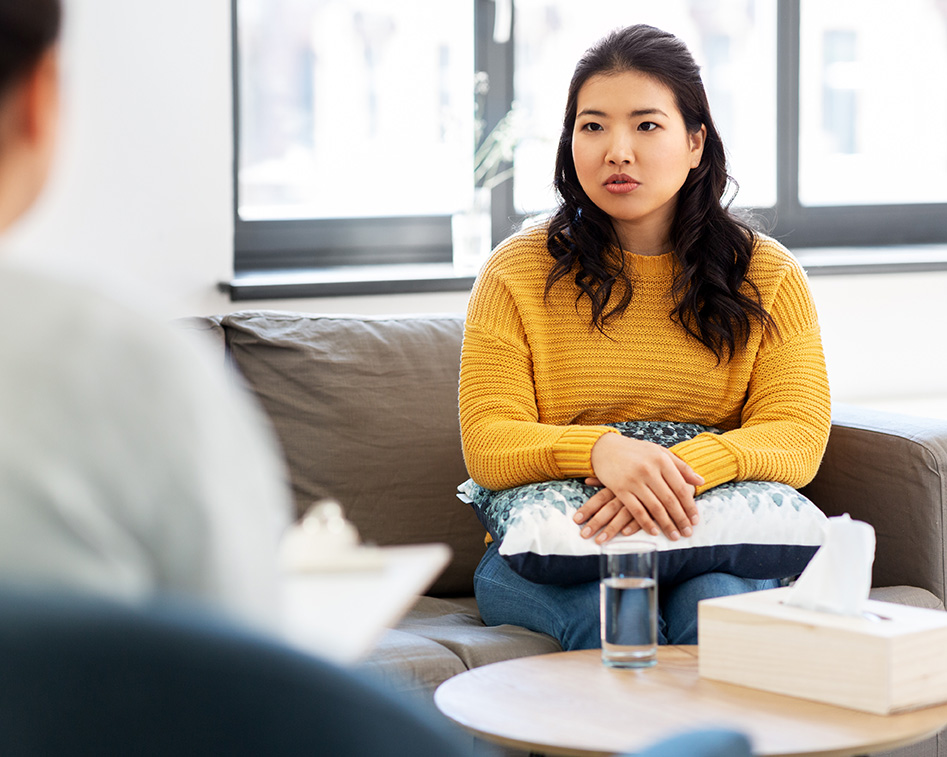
[600,540,658,668]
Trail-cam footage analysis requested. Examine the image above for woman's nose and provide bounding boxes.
[606,135,635,166]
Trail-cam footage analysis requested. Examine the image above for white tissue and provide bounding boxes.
[279,499,384,573]
[783,513,876,616]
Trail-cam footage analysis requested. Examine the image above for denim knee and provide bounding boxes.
[662,573,779,645]
[474,543,601,651]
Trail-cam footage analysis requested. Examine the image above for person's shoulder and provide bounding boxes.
[0,264,217,389]
[0,265,140,346]
[480,219,551,281]
[749,233,808,283]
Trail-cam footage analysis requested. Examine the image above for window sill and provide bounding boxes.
[220,263,475,300]
[795,244,947,276]
[221,245,947,300]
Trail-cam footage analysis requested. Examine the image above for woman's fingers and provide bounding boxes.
[635,479,692,540]
[580,501,635,544]
[573,484,614,525]
[578,495,622,537]
[575,487,640,543]
[670,456,702,526]
[575,481,643,543]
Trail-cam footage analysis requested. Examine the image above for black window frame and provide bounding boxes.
[227,0,947,300]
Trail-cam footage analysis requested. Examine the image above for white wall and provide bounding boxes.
[4,0,235,315]
[3,0,946,416]
[808,273,947,417]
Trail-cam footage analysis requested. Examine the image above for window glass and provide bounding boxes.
[236,0,474,221]
[799,0,947,206]
[512,0,777,215]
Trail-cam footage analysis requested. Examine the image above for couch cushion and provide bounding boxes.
[868,585,945,611]
[395,596,561,671]
[358,597,559,695]
[357,627,468,696]
[217,311,484,596]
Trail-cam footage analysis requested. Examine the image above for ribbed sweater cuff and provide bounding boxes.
[553,426,619,479]
[670,434,740,494]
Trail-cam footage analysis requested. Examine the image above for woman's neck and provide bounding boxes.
[612,217,672,256]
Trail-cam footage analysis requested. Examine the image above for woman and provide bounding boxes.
[0,0,291,627]
[459,25,831,649]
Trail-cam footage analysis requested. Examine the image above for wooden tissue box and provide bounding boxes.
[698,586,947,714]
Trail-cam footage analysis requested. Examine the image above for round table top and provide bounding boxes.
[434,647,947,757]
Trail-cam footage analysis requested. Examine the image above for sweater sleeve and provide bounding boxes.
[670,259,832,492]
[459,268,616,491]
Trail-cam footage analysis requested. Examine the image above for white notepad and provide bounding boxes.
[278,543,451,664]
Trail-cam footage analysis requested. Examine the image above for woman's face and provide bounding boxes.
[571,69,705,252]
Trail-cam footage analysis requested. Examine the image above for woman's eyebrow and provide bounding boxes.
[576,107,669,119]
[576,108,608,118]
[629,107,668,118]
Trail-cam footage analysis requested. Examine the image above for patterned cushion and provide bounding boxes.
[457,422,827,585]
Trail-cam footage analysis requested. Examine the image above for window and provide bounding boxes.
[229,0,947,299]
[232,0,484,282]
[237,1,473,221]
[798,1,947,207]
[768,0,947,251]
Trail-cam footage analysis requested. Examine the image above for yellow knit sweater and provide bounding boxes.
[459,224,831,494]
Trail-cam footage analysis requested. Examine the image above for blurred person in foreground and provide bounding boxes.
[0,0,291,628]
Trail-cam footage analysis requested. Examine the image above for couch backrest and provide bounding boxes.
[189,311,484,596]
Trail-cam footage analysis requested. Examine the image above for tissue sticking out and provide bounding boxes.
[782,513,876,616]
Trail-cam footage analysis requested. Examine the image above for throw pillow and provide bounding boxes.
[457,421,826,586]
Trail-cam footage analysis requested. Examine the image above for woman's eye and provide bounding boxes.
[638,121,659,132]
[581,122,603,132]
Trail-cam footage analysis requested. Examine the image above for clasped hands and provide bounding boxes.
[574,432,703,544]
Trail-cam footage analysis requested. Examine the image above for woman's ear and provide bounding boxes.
[689,124,707,169]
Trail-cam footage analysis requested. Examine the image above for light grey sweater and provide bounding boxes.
[0,265,291,628]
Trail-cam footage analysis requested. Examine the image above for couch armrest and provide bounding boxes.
[800,404,947,605]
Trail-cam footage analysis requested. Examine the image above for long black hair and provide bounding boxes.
[546,24,773,363]
[0,0,61,99]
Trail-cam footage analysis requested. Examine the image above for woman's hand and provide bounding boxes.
[574,433,703,543]
[576,479,643,540]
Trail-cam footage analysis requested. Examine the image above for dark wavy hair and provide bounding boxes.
[546,24,773,362]
[0,0,61,99]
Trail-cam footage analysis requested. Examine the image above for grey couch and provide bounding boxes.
[182,310,947,755]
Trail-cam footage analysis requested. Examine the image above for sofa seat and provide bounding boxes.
[359,596,560,695]
[867,585,944,610]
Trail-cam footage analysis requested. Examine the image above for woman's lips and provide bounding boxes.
[604,174,640,194]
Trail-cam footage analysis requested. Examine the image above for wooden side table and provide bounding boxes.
[435,646,947,756]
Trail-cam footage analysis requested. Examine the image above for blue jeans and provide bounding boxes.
[473,542,778,650]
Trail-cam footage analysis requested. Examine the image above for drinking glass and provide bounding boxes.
[600,540,658,668]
